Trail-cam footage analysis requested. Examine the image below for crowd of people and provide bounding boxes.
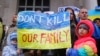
[0,7,100,56]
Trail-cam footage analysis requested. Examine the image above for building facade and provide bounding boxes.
[0,0,98,25]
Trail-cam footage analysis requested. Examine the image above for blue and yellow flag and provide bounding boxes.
[17,11,71,49]
[88,9,100,21]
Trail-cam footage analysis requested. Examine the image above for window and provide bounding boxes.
[17,0,50,13]
[97,0,100,6]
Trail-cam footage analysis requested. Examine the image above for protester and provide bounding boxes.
[1,14,17,50]
[2,32,24,56]
[93,18,100,56]
[78,8,100,56]
[65,7,78,47]
[66,20,97,56]
[7,15,17,34]
[77,8,88,22]
[93,18,100,27]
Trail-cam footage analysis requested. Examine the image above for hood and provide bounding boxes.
[75,20,94,39]
[7,32,17,45]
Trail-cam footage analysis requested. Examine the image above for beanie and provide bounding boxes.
[10,32,17,40]
[79,24,89,30]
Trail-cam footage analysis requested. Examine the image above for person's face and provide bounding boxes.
[78,27,88,36]
[12,15,17,24]
[95,20,100,27]
[66,9,74,20]
[79,9,88,20]
[11,40,17,45]
[11,38,17,45]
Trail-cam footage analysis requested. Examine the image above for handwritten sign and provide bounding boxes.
[17,11,71,49]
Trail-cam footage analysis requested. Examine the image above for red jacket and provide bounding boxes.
[74,20,97,56]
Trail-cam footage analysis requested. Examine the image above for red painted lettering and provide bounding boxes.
[45,33,52,43]
[33,34,38,42]
[59,32,65,42]
[28,34,32,42]
[63,30,69,41]
[22,34,27,42]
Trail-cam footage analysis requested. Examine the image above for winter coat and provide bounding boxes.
[67,20,97,56]
[2,32,24,56]
[92,23,100,39]
[74,20,97,56]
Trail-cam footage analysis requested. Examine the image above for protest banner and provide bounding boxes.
[17,11,71,49]
[58,6,80,18]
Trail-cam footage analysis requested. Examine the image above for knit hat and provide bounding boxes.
[9,32,17,41]
[7,32,17,45]
[78,24,89,30]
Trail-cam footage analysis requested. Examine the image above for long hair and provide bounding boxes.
[65,7,78,25]
[65,7,78,47]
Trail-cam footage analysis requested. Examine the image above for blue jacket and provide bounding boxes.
[66,48,78,56]
[92,23,100,39]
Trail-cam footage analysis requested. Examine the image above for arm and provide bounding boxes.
[77,41,97,56]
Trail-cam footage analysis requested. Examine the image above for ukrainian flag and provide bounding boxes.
[88,9,100,21]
